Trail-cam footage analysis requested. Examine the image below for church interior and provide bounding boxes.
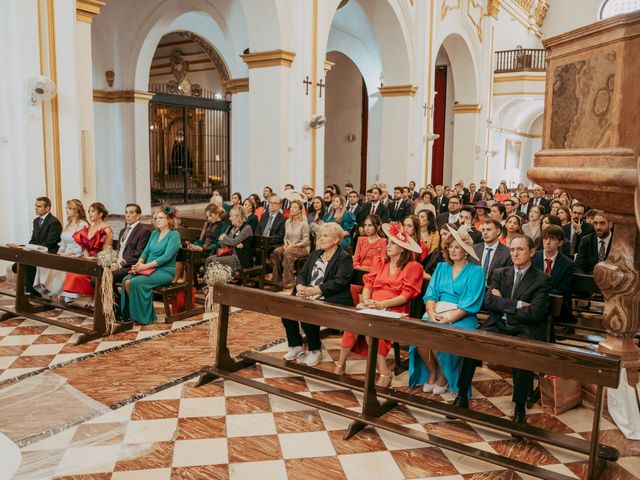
[1,0,640,479]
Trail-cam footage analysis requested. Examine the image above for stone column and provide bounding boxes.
[451,104,482,183]
[378,85,418,188]
[529,11,640,384]
[224,78,250,195]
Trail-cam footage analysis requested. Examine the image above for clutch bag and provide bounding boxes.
[435,301,458,320]
[128,268,156,276]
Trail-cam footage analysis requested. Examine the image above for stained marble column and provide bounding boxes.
[529,11,640,384]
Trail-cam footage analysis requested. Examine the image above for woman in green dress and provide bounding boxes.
[122,206,181,325]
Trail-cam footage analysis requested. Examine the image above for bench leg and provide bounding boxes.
[162,292,174,323]
[587,385,605,479]
[344,337,398,440]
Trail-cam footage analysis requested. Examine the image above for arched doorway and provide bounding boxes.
[431,34,479,186]
[147,31,231,205]
[324,52,368,193]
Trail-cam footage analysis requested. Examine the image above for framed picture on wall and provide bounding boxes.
[504,139,522,170]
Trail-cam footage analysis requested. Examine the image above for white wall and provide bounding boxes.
[325,53,363,191]
[542,0,602,39]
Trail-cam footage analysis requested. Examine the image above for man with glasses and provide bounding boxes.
[257,194,286,250]
[530,185,549,212]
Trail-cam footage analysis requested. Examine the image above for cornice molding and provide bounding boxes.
[93,90,154,104]
[453,103,482,114]
[378,84,418,97]
[324,60,335,72]
[76,0,105,23]
[494,74,546,83]
[224,77,249,94]
[240,49,296,69]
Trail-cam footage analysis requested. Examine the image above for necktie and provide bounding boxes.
[264,214,275,236]
[511,270,524,299]
[39,217,45,227]
[370,204,375,215]
[570,229,578,256]
[121,226,132,247]
[544,258,553,276]
[395,201,400,214]
[482,247,493,276]
[599,240,606,262]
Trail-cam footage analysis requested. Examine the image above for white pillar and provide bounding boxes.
[450,107,481,183]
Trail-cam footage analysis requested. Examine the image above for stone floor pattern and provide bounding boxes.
[1,287,639,479]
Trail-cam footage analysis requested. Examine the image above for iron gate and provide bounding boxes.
[148,92,230,205]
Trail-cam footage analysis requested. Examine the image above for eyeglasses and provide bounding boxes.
[269,201,281,205]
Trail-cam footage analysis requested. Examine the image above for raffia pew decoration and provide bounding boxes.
[204,262,234,360]
[96,247,119,336]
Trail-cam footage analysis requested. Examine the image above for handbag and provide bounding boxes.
[540,375,582,415]
[128,268,156,276]
[216,246,233,257]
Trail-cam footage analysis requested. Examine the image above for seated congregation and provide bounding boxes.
[8,178,615,427]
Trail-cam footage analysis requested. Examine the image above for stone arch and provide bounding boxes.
[437,33,479,104]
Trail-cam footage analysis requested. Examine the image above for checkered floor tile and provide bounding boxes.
[13,335,638,480]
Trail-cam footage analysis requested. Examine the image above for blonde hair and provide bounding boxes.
[66,199,87,224]
[229,205,247,221]
[289,200,305,221]
[153,209,177,230]
[331,195,347,223]
[319,222,347,241]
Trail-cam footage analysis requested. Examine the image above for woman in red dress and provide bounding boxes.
[336,223,424,387]
[61,203,113,302]
[350,214,387,305]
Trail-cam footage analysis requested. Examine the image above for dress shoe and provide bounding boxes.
[512,410,526,439]
[452,395,469,409]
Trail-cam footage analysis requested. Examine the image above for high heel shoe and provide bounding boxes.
[333,363,346,375]
[422,382,436,393]
[376,373,393,388]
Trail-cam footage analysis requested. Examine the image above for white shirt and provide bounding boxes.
[512,263,531,309]
[448,212,460,224]
[38,212,50,224]
[482,241,499,267]
[117,221,140,265]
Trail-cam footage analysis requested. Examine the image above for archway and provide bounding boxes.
[324,52,368,193]
[431,33,479,186]
[147,31,231,205]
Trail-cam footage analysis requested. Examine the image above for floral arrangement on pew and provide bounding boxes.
[96,247,120,335]
[204,262,234,361]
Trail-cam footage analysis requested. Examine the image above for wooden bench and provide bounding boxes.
[197,285,621,480]
[238,235,271,289]
[0,246,134,344]
[179,216,205,229]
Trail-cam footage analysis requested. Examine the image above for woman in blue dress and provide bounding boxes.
[408,225,485,395]
[122,206,181,325]
[323,195,355,249]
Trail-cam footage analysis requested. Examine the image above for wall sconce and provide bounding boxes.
[106,70,115,88]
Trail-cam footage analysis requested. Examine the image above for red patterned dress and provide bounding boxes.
[62,226,111,296]
[342,255,423,357]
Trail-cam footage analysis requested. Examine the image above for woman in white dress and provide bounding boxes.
[34,199,88,297]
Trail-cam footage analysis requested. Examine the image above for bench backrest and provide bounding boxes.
[212,284,621,388]
[572,273,601,295]
[180,216,204,229]
[177,226,202,244]
[251,235,271,269]
[0,246,101,276]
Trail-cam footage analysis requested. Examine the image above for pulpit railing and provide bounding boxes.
[495,48,546,73]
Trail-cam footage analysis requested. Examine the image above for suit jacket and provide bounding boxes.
[482,265,552,341]
[532,251,574,322]
[574,231,613,274]
[118,223,151,269]
[435,212,460,229]
[358,202,389,224]
[432,196,449,214]
[518,202,531,219]
[295,248,354,306]
[562,222,595,257]
[530,196,550,212]
[471,242,513,280]
[346,204,363,224]
[468,227,483,245]
[257,211,286,248]
[388,199,413,222]
[463,191,483,205]
[30,214,63,253]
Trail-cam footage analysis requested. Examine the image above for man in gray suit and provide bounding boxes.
[470,218,513,281]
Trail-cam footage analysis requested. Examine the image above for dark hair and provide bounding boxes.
[249,193,262,207]
[421,190,433,201]
[511,234,535,249]
[284,183,294,190]
[448,195,461,204]
[461,205,476,218]
[366,188,373,194]
[36,196,52,208]
[543,214,562,227]
[503,198,515,207]
[491,203,506,219]
[345,182,354,188]
[205,204,221,216]
[363,214,383,236]
[504,214,524,233]
[332,184,342,195]
[483,218,503,230]
[585,208,597,219]
[384,241,414,270]
[529,204,545,217]
[557,206,571,222]
[371,187,382,195]
[264,186,273,193]
[242,198,256,214]
[418,209,437,235]
[232,192,242,203]
[312,196,326,218]
[90,202,109,219]
[394,186,403,193]
[125,203,142,215]
[571,202,586,214]
[403,215,421,245]
[541,224,565,241]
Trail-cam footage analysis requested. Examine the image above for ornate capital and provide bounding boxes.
[534,0,549,27]
[240,50,296,69]
[93,90,154,104]
[378,84,418,97]
[486,0,500,19]
[76,0,105,24]
[224,78,249,94]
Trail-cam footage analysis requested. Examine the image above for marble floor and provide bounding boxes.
[1,286,639,479]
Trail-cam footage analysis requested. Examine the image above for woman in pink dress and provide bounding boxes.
[350,214,387,305]
[336,223,424,387]
[61,203,113,302]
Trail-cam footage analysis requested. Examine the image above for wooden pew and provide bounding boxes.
[198,285,621,480]
[238,235,271,289]
[179,216,205,229]
[0,246,134,344]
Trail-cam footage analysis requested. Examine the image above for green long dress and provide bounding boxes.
[122,229,181,325]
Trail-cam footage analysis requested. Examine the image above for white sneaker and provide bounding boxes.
[283,346,304,361]
[433,383,449,395]
[303,349,323,367]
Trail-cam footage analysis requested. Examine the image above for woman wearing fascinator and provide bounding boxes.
[121,205,181,325]
[408,224,485,395]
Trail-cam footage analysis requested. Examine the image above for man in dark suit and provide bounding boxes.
[358,187,389,226]
[471,219,513,280]
[504,198,526,221]
[432,185,449,214]
[346,190,363,220]
[454,235,552,426]
[518,192,532,219]
[303,186,315,213]
[388,186,413,222]
[112,204,151,285]
[562,203,594,258]
[533,225,574,334]
[257,194,286,249]
[261,186,273,210]
[575,211,613,274]
[463,183,482,205]
[436,195,462,229]
[408,181,419,201]
[11,196,62,294]
[530,185,550,212]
